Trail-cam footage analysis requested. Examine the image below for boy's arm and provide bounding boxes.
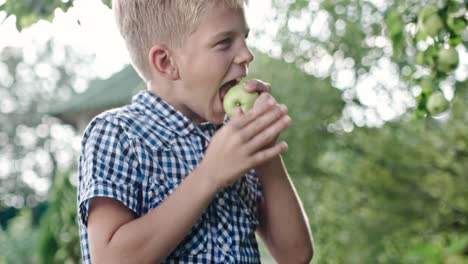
[244,79,313,263]
[87,166,218,264]
[255,156,314,264]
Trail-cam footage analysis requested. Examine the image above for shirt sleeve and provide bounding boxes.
[77,117,142,227]
[252,170,264,203]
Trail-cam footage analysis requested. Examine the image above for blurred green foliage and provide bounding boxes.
[0,210,39,264]
[0,171,80,264]
[37,171,80,264]
[271,0,466,121]
[258,50,468,262]
[304,82,468,263]
[0,0,73,30]
[0,42,92,211]
[0,0,111,31]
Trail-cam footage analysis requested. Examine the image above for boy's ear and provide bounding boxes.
[149,45,179,80]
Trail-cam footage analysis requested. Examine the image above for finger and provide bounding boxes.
[243,104,288,141]
[226,107,245,127]
[253,93,276,109]
[231,97,275,128]
[247,114,292,152]
[249,141,288,167]
[233,107,244,117]
[244,79,272,93]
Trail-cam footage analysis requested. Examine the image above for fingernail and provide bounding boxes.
[280,104,288,113]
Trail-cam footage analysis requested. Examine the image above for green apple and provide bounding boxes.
[417,5,443,38]
[438,47,459,73]
[418,77,433,91]
[423,14,443,37]
[386,10,404,36]
[419,5,438,20]
[223,84,258,117]
[427,91,449,115]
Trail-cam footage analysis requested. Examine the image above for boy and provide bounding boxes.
[77,0,313,263]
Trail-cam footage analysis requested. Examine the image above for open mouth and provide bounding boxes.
[220,78,241,101]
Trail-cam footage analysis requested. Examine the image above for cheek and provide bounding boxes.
[181,54,214,83]
[201,53,232,74]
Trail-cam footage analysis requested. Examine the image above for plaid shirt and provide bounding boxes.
[77,90,263,263]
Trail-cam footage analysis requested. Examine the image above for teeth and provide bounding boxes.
[235,77,242,82]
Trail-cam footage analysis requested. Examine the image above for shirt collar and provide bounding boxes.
[132,90,221,138]
[132,90,196,137]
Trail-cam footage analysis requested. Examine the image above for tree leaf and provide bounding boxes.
[101,0,112,8]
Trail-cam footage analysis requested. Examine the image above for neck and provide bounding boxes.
[147,80,205,124]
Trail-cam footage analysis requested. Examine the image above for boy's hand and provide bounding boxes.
[244,79,272,94]
[200,87,291,190]
[245,79,287,147]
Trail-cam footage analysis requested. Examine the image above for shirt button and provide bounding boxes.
[219,199,225,206]
[222,244,230,253]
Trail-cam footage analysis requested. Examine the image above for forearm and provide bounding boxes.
[256,155,313,263]
[97,166,219,263]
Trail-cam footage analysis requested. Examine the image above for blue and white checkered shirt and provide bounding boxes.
[77,90,263,263]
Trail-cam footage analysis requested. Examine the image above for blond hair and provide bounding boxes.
[113,0,246,82]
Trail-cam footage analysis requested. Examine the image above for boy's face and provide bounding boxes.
[170,2,254,124]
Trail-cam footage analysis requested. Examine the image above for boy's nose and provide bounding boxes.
[234,43,254,66]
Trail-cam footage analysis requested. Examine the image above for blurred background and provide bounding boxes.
[0,0,467,263]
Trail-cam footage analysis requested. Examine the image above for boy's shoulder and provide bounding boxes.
[82,102,173,151]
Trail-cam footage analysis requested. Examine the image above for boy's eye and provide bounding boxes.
[217,38,232,48]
